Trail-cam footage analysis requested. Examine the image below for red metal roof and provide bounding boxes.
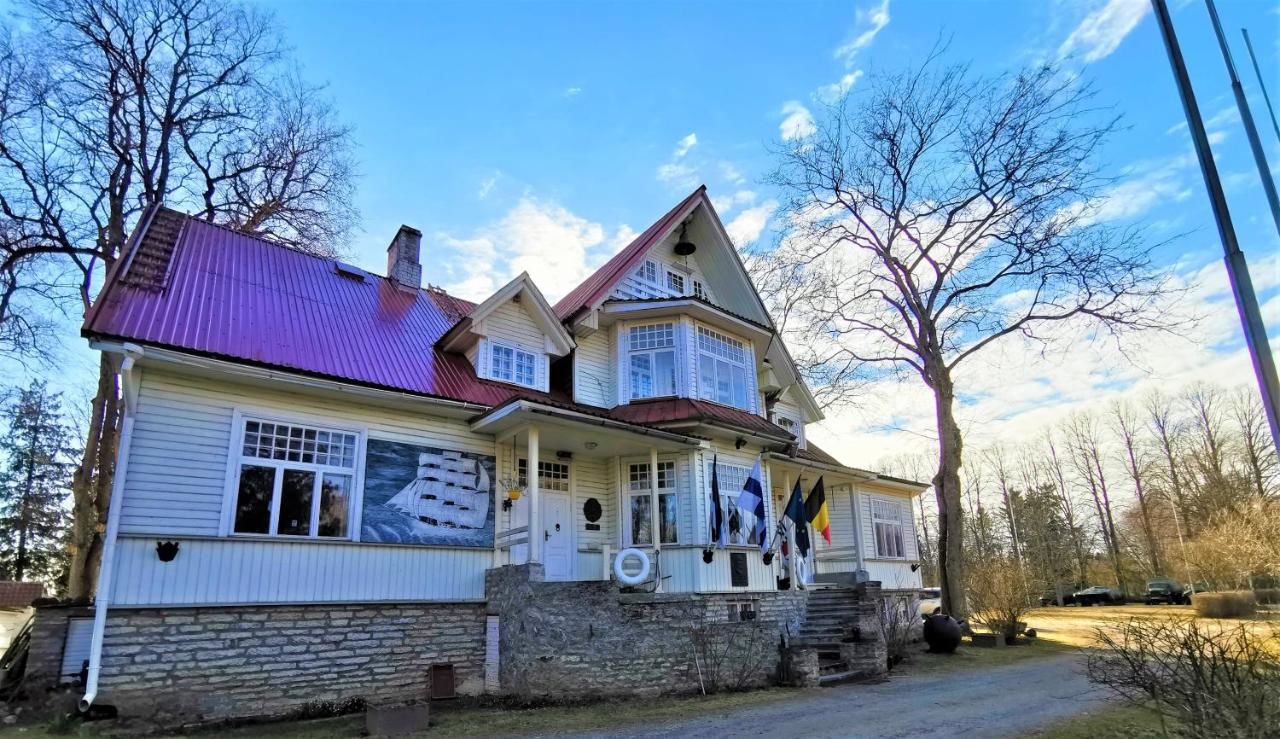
[609,397,793,441]
[552,185,706,321]
[83,211,567,408]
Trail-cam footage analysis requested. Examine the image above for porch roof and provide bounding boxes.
[470,398,707,456]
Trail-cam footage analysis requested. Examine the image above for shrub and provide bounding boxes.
[1087,617,1280,739]
[1192,591,1257,619]
[1252,588,1279,606]
[964,556,1033,637]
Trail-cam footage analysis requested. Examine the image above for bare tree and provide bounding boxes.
[0,0,357,598]
[984,444,1023,566]
[1043,428,1089,585]
[1228,386,1278,500]
[1146,389,1193,534]
[1112,400,1162,574]
[766,56,1175,616]
[1066,412,1126,593]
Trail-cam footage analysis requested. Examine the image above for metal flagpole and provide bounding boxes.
[1206,0,1280,240]
[1241,29,1280,144]
[1150,0,1280,450]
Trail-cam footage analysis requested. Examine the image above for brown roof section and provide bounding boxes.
[552,186,706,321]
[0,581,44,608]
[610,397,793,441]
[120,206,187,290]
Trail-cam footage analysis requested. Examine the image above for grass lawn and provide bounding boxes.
[1028,702,1171,739]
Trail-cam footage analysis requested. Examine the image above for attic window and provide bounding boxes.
[693,280,708,301]
[491,342,537,388]
[635,260,658,284]
[666,271,685,294]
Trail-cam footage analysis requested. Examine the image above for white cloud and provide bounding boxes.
[673,133,698,159]
[477,172,500,200]
[725,200,778,246]
[834,0,890,67]
[656,162,698,189]
[779,101,816,141]
[719,161,746,185]
[816,70,864,104]
[564,87,583,97]
[432,198,616,303]
[1058,0,1150,63]
[712,190,758,215]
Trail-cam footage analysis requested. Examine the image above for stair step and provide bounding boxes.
[818,669,860,684]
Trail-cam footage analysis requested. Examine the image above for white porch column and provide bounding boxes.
[649,447,661,592]
[784,471,799,588]
[528,426,541,564]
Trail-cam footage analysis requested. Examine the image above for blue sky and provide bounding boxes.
[15,0,1280,466]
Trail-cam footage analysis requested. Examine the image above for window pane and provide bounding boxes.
[234,464,275,534]
[715,358,732,405]
[654,350,676,396]
[492,345,513,381]
[630,495,652,545]
[699,354,716,401]
[659,493,678,544]
[628,463,650,492]
[277,469,315,536]
[515,350,536,386]
[318,473,351,538]
[630,353,653,398]
[730,364,747,409]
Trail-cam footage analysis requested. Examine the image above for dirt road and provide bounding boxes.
[556,653,1108,739]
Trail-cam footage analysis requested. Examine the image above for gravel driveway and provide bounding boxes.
[554,653,1110,739]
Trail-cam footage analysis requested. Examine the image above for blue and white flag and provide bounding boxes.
[736,459,768,553]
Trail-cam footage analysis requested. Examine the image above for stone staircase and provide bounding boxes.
[793,585,887,684]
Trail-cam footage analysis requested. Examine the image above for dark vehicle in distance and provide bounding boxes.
[1145,578,1189,605]
[1039,590,1078,607]
[1073,586,1125,606]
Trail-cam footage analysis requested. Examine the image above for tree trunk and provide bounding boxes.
[930,371,967,619]
[67,355,121,600]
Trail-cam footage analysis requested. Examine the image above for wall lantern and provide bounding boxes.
[156,541,180,562]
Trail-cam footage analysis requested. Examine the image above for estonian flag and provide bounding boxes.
[805,476,831,545]
[709,454,727,548]
[783,478,811,558]
[737,460,768,553]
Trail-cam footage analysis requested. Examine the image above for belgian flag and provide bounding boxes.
[805,476,831,545]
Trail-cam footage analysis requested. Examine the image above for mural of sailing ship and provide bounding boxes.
[361,438,496,547]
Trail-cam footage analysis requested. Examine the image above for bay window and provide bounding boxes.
[707,460,759,546]
[626,460,678,545]
[629,323,676,399]
[697,326,749,410]
[872,498,907,558]
[232,419,359,538]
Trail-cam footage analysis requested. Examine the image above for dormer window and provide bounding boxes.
[666,271,685,294]
[491,342,537,387]
[635,259,658,284]
[693,279,708,301]
[697,326,749,409]
[629,323,676,399]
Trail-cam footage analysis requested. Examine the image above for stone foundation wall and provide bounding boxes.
[26,604,93,689]
[485,564,807,698]
[96,602,486,723]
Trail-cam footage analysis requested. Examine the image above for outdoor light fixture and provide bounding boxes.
[584,441,598,450]
[734,436,747,449]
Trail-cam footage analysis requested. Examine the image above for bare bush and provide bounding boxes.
[879,593,918,665]
[1192,591,1257,619]
[965,556,1033,638]
[1087,618,1280,738]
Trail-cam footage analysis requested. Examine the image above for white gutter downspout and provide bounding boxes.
[80,344,142,712]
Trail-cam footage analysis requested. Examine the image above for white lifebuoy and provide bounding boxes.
[613,547,651,586]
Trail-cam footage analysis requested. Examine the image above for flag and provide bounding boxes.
[709,454,727,548]
[783,478,811,558]
[737,459,768,552]
[805,476,831,545]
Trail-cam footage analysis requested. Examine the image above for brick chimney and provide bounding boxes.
[387,225,423,289]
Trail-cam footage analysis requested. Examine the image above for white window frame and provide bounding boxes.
[696,325,751,411]
[665,270,686,295]
[772,408,805,447]
[624,459,679,546]
[635,259,659,285]
[221,409,367,540]
[692,279,709,302]
[489,340,539,388]
[517,458,571,493]
[871,497,907,559]
[628,322,677,400]
[706,460,761,547]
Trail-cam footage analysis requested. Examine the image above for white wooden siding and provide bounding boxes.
[120,369,493,536]
[474,300,552,391]
[772,396,806,447]
[573,330,612,407]
[110,536,488,605]
[608,232,711,303]
[661,546,780,593]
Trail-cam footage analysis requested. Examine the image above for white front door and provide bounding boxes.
[541,492,573,581]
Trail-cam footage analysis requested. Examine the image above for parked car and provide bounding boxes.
[918,587,942,616]
[1145,578,1189,605]
[1039,589,1078,607]
[1073,586,1125,606]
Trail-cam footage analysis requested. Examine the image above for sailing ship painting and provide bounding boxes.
[361,438,496,547]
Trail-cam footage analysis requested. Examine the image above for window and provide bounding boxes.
[517,459,570,492]
[692,280,708,301]
[775,415,797,433]
[635,259,658,284]
[491,343,537,387]
[666,271,685,294]
[626,461,678,545]
[629,323,676,399]
[697,326,749,410]
[872,498,907,559]
[707,460,760,546]
[726,600,757,622]
[232,419,359,538]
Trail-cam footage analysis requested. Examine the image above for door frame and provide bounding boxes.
[540,489,575,580]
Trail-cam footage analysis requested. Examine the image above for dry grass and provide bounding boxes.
[1022,604,1279,649]
[1027,702,1168,738]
